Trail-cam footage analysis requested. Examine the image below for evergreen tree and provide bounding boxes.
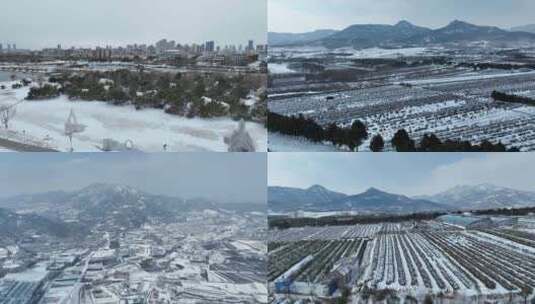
[370,134,385,152]
[391,129,415,152]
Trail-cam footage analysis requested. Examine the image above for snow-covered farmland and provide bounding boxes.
[269,70,535,151]
[268,63,297,74]
[0,83,267,152]
[269,46,436,60]
[268,132,341,152]
[269,221,535,302]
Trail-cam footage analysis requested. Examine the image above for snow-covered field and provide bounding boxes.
[270,222,535,302]
[0,82,267,152]
[268,132,341,152]
[269,70,535,151]
[268,63,297,74]
[270,46,436,59]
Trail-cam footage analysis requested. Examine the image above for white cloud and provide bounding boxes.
[417,153,535,195]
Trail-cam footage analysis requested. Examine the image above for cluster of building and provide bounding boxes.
[0,210,267,303]
[0,43,19,54]
[436,214,521,229]
[5,39,268,67]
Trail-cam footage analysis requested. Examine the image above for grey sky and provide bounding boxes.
[0,153,266,204]
[269,153,535,196]
[269,0,535,33]
[1,0,267,50]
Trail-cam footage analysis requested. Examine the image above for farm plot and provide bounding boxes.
[268,240,366,283]
[269,71,535,151]
[360,230,535,295]
[268,224,403,243]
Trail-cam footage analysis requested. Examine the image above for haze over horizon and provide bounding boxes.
[1,0,267,50]
[268,153,535,196]
[269,0,535,33]
[0,153,267,204]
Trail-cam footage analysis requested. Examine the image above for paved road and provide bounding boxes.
[0,137,58,152]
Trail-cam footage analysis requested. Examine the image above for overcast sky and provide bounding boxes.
[269,153,535,196]
[269,0,535,33]
[1,0,266,50]
[0,153,266,204]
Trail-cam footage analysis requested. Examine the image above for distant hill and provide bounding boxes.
[307,20,535,49]
[321,20,431,49]
[335,188,449,214]
[268,29,338,46]
[268,185,347,212]
[0,207,81,239]
[511,24,535,34]
[268,185,449,214]
[419,184,535,210]
[0,183,264,231]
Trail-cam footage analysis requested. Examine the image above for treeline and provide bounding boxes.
[491,90,535,106]
[27,69,266,121]
[471,206,535,217]
[269,205,535,229]
[353,57,451,68]
[384,129,518,152]
[268,112,368,151]
[27,84,61,100]
[269,212,445,230]
[459,62,535,71]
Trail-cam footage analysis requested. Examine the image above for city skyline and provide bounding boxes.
[0,0,267,49]
[269,0,535,33]
[0,38,262,52]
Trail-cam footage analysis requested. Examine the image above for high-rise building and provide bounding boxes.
[205,41,215,53]
[0,43,3,52]
[247,40,254,51]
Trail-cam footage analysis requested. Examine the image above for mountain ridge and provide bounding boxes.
[419,183,535,210]
[268,185,449,214]
[268,29,339,46]
[270,20,535,49]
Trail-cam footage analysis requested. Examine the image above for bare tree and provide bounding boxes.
[0,105,16,129]
[64,109,86,152]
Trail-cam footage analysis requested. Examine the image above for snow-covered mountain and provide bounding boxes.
[420,184,535,210]
[0,207,81,239]
[320,20,431,49]
[335,188,449,214]
[0,183,260,230]
[311,20,535,49]
[268,185,347,212]
[268,29,338,46]
[511,24,535,34]
[268,185,449,214]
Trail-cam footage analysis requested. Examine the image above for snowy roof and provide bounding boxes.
[437,215,489,227]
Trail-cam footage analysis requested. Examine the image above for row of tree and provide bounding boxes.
[269,113,517,152]
[28,69,266,121]
[269,212,445,230]
[270,205,535,230]
[26,84,61,100]
[459,62,535,71]
[491,90,535,106]
[268,112,368,151]
[380,129,519,152]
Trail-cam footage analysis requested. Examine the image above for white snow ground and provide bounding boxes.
[268,132,341,152]
[268,63,297,74]
[0,83,267,152]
